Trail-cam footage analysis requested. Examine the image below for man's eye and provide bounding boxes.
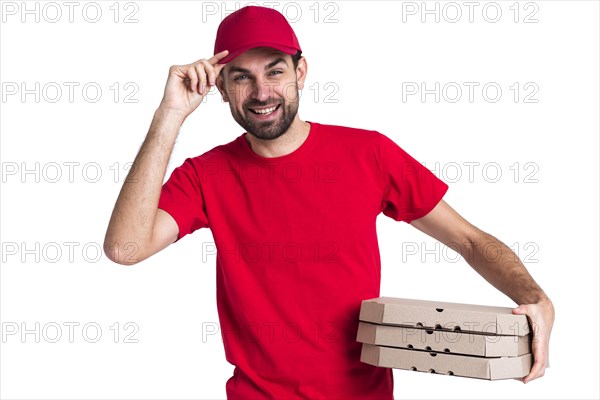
[234,75,248,81]
[269,70,283,76]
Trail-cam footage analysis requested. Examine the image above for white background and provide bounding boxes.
[1,1,598,399]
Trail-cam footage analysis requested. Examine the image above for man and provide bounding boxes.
[104,5,554,399]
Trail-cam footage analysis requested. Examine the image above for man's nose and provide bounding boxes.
[249,77,276,102]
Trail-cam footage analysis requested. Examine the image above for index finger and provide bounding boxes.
[208,49,230,65]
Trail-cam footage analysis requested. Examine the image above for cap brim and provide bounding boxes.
[217,43,299,64]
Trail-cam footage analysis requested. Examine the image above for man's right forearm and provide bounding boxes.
[103,108,185,263]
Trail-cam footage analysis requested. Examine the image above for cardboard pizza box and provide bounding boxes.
[360,343,532,380]
[359,297,530,336]
[356,321,532,357]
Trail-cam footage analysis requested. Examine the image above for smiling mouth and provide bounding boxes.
[248,104,281,116]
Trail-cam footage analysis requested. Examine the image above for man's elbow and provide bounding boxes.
[103,238,146,266]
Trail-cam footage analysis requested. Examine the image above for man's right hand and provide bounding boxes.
[158,49,229,120]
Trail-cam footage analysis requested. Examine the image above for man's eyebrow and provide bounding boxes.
[227,57,288,76]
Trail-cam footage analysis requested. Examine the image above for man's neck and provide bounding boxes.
[245,117,311,158]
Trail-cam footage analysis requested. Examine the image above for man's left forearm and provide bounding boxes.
[459,228,549,305]
[409,200,553,382]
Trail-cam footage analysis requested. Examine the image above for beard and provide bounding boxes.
[229,84,300,141]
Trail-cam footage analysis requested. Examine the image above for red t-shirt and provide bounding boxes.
[157,121,448,399]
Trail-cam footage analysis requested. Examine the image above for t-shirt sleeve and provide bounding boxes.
[157,157,209,242]
[377,132,449,223]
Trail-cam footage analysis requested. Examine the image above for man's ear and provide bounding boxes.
[296,56,308,91]
[216,71,229,103]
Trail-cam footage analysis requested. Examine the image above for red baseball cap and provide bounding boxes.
[214,6,302,64]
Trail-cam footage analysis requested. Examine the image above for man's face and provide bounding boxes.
[217,47,306,141]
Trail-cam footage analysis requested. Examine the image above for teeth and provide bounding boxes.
[250,105,278,115]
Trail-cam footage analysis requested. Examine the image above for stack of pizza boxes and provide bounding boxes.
[357,297,533,380]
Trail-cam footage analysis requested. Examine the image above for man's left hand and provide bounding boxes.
[512,297,555,383]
